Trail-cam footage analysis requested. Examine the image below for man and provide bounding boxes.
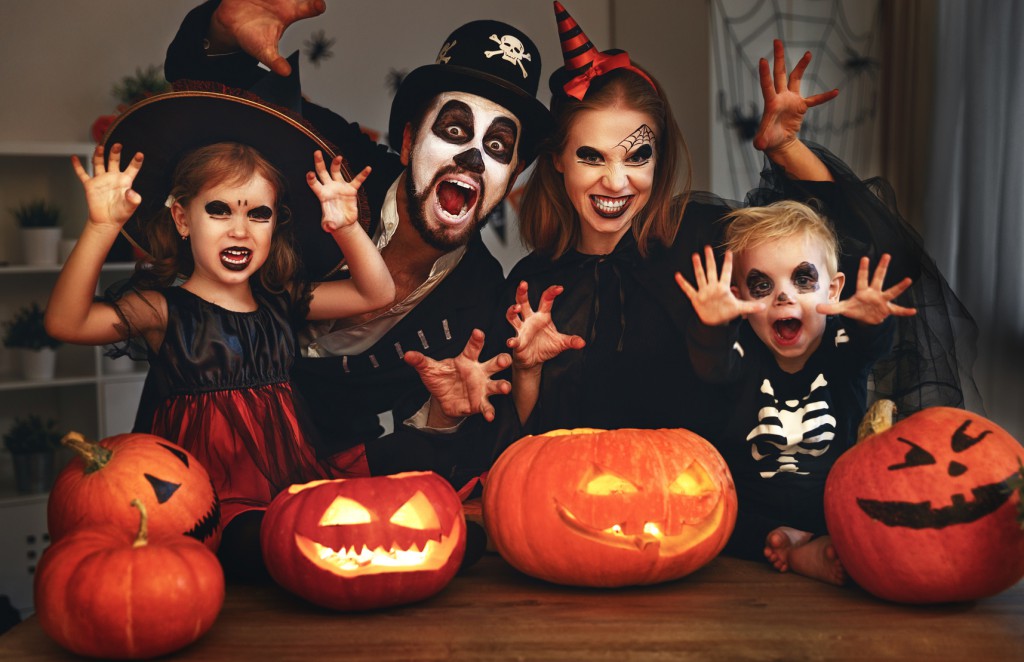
[163,0,551,479]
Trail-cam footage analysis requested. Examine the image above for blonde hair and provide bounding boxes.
[723,200,840,276]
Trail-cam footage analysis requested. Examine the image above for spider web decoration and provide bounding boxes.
[618,125,656,152]
[711,0,881,200]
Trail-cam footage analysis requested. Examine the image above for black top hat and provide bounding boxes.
[388,19,552,165]
[101,80,368,281]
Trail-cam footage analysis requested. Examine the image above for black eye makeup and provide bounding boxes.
[247,205,274,222]
[746,269,774,299]
[575,146,603,165]
[204,200,231,216]
[792,262,820,293]
[482,117,518,165]
[432,100,474,145]
[626,143,654,165]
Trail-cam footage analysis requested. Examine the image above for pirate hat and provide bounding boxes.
[388,19,552,165]
[549,1,655,100]
[102,69,368,281]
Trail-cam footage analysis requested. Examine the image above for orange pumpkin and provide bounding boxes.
[261,471,466,610]
[48,431,221,551]
[35,499,224,659]
[824,404,1024,603]
[483,428,737,587]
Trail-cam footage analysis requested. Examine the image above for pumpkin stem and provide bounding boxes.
[130,498,149,548]
[60,431,112,474]
[857,399,896,442]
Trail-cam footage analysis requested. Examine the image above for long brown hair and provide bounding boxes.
[140,142,300,292]
[519,66,692,258]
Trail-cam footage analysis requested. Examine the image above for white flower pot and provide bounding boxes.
[18,347,57,380]
[20,227,62,266]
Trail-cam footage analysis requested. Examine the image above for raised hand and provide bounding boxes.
[675,245,765,326]
[403,329,512,423]
[71,144,143,230]
[307,151,370,234]
[753,39,839,155]
[505,281,585,371]
[817,254,917,323]
[211,0,326,76]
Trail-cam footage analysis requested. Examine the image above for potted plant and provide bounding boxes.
[11,199,62,265]
[3,302,62,380]
[2,414,62,493]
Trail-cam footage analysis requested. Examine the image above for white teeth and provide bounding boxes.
[593,197,629,213]
[447,179,475,190]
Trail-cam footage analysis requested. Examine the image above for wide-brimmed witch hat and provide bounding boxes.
[388,19,552,165]
[101,64,368,281]
[549,1,656,100]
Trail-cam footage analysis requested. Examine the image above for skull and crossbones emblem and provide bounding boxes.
[484,34,532,78]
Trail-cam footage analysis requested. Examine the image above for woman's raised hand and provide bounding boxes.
[505,281,586,371]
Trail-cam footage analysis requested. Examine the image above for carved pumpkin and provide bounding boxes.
[483,428,737,587]
[48,431,221,551]
[261,471,466,610]
[824,403,1024,603]
[35,499,224,659]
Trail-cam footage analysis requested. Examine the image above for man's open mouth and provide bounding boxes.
[220,247,252,271]
[434,178,480,224]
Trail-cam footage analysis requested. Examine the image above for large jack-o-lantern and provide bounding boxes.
[48,431,221,551]
[483,428,737,587]
[261,471,466,611]
[825,403,1024,603]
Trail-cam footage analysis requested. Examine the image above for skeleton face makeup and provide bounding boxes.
[733,234,844,373]
[404,91,521,251]
[172,173,277,290]
[554,107,657,255]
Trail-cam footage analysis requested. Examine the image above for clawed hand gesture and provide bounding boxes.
[754,39,839,155]
[817,254,917,323]
[307,151,370,234]
[675,246,766,326]
[72,144,143,230]
[212,0,326,76]
[505,281,586,372]
[403,329,512,424]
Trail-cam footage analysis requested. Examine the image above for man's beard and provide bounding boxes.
[404,166,493,252]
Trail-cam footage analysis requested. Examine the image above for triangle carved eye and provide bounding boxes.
[144,474,181,504]
[319,497,372,526]
[389,491,440,530]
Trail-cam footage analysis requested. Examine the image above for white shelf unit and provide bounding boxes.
[0,142,148,619]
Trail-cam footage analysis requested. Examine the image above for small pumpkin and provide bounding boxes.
[483,428,737,587]
[261,471,466,611]
[47,431,221,551]
[824,402,1024,603]
[34,499,225,659]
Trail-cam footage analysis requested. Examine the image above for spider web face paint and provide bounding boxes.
[616,124,656,154]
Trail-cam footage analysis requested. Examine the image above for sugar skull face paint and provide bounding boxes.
[554,107,657,255]
[404,92,522,251]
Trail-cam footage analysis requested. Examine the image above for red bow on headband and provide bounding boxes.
[562,51,656,100]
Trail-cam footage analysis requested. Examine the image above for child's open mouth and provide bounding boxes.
[773,318,802,345]
[220,247,252,271]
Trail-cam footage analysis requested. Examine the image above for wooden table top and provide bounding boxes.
[3,553,1022,661]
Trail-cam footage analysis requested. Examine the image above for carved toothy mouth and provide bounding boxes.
[183,488,221,544]
[553,494,726,557]
[294,517,464,577]
[435,178,479,223]
[856,474,1015,529]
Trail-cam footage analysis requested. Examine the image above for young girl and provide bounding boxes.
[45,131,394,577]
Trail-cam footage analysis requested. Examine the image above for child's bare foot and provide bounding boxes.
[764,527,845,585]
